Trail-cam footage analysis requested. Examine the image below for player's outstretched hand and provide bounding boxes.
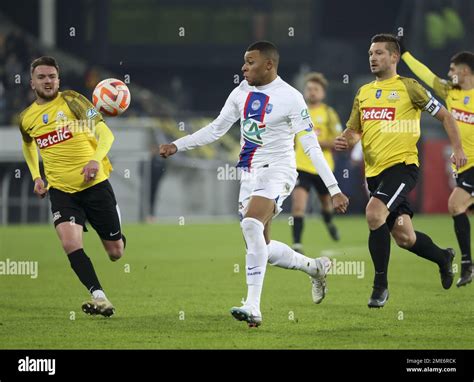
[33,178,47,199]
[334,135,349,151]
[81,160,100,183]
[159,143,178,158]
[332,192,349,214]
[451,148,468,170]
[397,35,407,54]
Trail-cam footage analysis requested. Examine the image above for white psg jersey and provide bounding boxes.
[173,76,314,170]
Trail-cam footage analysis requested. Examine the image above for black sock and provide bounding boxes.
[293,216,304,244]
[407,231,447,267]
[322,210,333,225]
[67,249,103,293]
[453,213,471,269]
[369,223,391,289]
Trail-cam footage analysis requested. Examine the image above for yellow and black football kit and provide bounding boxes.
[19,90,113,192]
[402,52,474,195]
[19,90,123,240]
[346,75,442,228]
[295,103,341,195]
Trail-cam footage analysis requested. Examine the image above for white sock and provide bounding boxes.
[92,289,106,299]
[246,284,263,311]
[241,217,268,310]
[267,240,315,275]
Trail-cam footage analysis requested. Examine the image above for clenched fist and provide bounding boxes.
[159,144,178,158]
[33,178,47,199]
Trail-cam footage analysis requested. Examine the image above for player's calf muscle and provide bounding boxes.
[391,229,416,249]
[55,223,83,254]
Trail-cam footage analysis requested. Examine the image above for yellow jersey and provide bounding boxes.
[346,75,441,177]
[19,90,113,193]
[402,52,474,173]
[295,103,341,174]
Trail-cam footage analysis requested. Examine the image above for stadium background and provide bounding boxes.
[0,0,473,354]
[0,0,472,223]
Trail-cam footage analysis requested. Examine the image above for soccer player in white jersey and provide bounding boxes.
[160,41,349,327]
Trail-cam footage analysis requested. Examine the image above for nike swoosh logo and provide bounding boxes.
[376,191,389,196]
[253,188,265,192]
[462,181,473,188]
[248,113,260,119]
[109,230,120,236]
[247,266,259,270]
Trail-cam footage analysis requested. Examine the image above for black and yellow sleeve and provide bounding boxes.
[346,89,362,132]
[18,109,41,180]
[61,90,104,125]
[402,77,441,116]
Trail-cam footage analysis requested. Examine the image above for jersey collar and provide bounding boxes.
[254,76,282,91]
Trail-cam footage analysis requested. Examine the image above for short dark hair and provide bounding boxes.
[451,51,474,72]
[246,40,280,67]
[370,33,400,56]
[304,72,328,90]
[30,56,60,76]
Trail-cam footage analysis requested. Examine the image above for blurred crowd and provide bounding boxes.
[0,29,159,126]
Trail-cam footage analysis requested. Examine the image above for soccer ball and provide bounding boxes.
[92,78,131,116]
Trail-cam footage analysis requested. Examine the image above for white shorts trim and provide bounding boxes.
[387,183,406,209]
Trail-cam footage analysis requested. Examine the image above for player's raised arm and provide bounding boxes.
[399,37,449,99]
[160,88,240,159]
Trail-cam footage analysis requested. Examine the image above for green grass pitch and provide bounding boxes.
[0,215,472,349]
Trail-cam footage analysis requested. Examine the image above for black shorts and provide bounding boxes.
[49,180,122,241]
[366,163,419,230]
[456,167,474,196]
[295,170,329,196]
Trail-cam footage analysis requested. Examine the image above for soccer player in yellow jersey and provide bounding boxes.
[335,34,467,308]
[19,56,126,317]
[292,73,342,252]
[400,44,474,287]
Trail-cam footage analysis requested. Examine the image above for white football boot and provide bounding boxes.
[309,256,332,304]
[230,304,262,327]
[82,297,115,317]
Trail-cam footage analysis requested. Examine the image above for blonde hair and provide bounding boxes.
[304,72,328,90]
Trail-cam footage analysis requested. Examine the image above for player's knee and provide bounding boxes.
[241,217,264,240]
[107,243,124,262]
[448,197,464,216]
[320,196,332,211]
[292,206,305,216]
[61,239,82,254]
[365,206,385,229]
